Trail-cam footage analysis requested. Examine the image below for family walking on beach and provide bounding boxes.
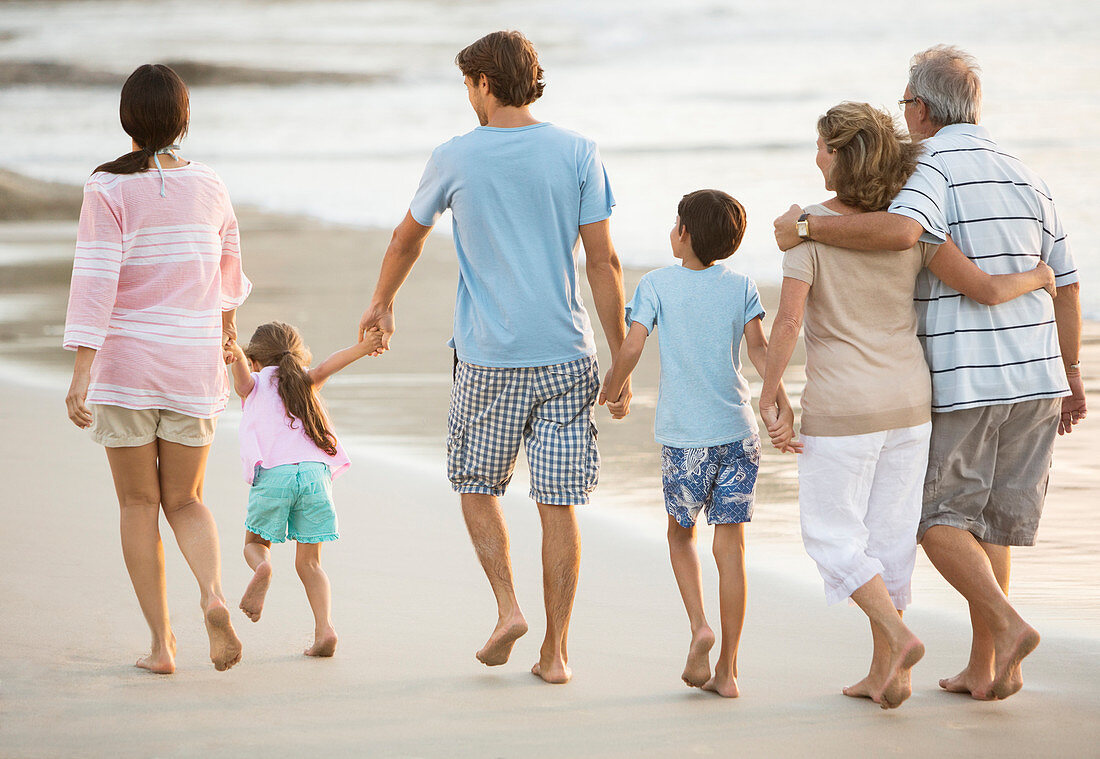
[63,30,1084,711]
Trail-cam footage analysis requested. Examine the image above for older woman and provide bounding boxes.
[758,102,1053,708]
[64,64,250,674]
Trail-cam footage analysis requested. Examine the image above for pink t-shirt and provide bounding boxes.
[238,366,351,484]
[63,162,251,418]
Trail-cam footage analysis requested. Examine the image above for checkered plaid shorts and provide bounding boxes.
[447,355,600,505]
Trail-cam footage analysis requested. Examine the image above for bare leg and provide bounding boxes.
[296,542,337,656]
[921,526,1037,700]
[939,541,1010,699]
[105,443,176,675]
[666,516,714,688]
[240,532,273,622]
[702,523,746,698]
[849,575,924,709]
[531,502,580,684]
[158,440,241,672]
[461,493,528,666]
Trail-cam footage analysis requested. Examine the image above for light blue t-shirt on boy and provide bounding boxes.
[409,122,615,368]
[626,264,764,448]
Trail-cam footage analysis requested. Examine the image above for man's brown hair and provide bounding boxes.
[455,31,545,107]
[677,190,748,266]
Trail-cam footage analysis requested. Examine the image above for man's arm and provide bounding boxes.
[579,219,631,413]
[1053,281,1086,434]
[772,204,925,252]
[359,211,433,351]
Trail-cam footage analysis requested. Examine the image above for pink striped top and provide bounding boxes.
[63,162,251,419]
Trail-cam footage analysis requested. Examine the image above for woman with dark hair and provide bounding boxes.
[757,102,1054,708]
[63,64,249,674]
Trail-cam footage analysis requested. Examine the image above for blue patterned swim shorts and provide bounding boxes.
[661,435,760,527]
[447,356,600,505]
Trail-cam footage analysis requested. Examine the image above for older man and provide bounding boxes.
[774,45,1084,701]
[359,31,628,684]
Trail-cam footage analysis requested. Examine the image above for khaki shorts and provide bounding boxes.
[89,404,217,448]
[919,397,1060,546]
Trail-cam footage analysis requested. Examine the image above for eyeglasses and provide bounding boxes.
[898,98,919,108]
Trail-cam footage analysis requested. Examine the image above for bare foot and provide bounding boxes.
[939,667,995,700]
[135,635,177,675]
[701,667,740,698]
[239,561,272,623]
[476,613,528,667]
[204,599,243,671]
[842,674,877,700]
[875,635,924,709]
[531,658,571,684]
[988,624,1040,700]
[304,626,338,657]
[682,627,715,687]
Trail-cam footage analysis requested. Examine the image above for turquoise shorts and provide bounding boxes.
[246,462,339,544]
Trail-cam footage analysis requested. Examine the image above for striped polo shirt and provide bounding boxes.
[63,162,251,418]
[888,123,1077,412]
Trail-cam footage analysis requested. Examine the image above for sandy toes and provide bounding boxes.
[988,624,1040,700]
[939,668,996,700]
[204,600,243,671]
[876,636,924,709]
[476,615,528,667]
[239,561,272,622]
[531,659,571,684]
[305,627,338,657]
[682,627,715,687]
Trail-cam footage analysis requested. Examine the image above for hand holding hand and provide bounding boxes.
[359,305,394,355]
[360,327,385,357]
[599,373,631,420]
[760,399,800,453]
[773,204,805,252]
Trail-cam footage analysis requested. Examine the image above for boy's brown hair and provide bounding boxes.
[676,190,747,266]
[455,31,545,107]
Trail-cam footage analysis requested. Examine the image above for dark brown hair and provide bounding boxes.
[94,64,190,175]
[244,322,338,457]
[677,190,748,266]
[817,102,921,212]
[455,31,545,107]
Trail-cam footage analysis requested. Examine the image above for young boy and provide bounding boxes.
[600,189,798,698]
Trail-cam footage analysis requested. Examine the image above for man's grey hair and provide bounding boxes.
[908,45,982,126]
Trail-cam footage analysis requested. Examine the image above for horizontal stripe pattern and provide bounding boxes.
[64,162,251,418]
[888,124,1077,412]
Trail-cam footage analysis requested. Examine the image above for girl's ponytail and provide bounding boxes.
[276,352,338,457]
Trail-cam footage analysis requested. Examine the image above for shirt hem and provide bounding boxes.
[455,349,597,369]
[931,389,1069,413]
[87,396,226,420]
[800,406,931,437]
[656,429,759,449]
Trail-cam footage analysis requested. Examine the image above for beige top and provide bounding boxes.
[783,204,938,436]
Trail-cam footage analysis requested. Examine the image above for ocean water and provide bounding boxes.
[0,0,1097,311]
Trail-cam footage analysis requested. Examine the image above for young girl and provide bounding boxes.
[227,321,383,657]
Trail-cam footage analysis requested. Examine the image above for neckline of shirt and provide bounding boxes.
[475,122,551,133]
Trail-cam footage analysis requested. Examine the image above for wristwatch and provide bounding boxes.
[796,213,811,240]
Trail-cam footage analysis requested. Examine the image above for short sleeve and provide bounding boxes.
[578,143,615,225]
[63,180,123,351]
[624,275,659,334]
[888,153,950,244]
[918,241,940,267]
[409,146,450,228]
[219,201,251,310]
[782,242,816,286]
[744,277,765,324]
[1037,191,1078,287]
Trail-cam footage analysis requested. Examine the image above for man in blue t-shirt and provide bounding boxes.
[359,30,628,685]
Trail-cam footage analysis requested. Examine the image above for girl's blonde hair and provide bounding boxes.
[817,101,921,212]
[244,322,337,456]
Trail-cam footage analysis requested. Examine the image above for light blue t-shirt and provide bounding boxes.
[409,122,615,367]
[626,264,764,448]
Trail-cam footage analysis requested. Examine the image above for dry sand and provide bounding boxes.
[1,174,1099,757]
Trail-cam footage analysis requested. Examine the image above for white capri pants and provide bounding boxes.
[798,422,931,610]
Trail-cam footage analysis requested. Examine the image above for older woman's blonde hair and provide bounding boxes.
[817,102,921,212]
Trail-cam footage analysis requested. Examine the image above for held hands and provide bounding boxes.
[597,371,631,420]
[358,327,386,357]
[759,398,802,453]
[223,338,245,365]
[1059,369,1087,435]
[773,204,805,252]
[358,305,393,356]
